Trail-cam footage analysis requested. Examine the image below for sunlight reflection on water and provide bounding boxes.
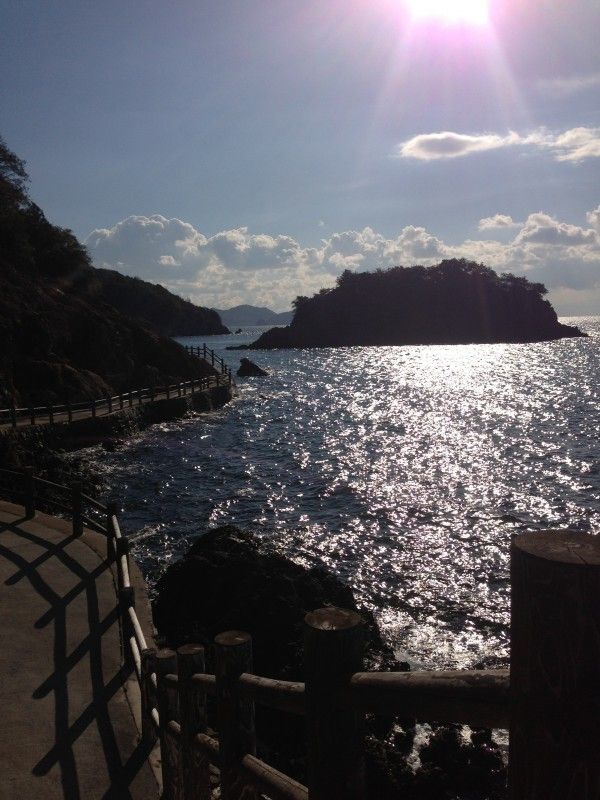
[83,317,600,669]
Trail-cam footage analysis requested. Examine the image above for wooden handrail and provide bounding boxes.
[1,343,232,427]
[15,469,591,800]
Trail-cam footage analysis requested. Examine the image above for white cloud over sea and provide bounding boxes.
[86,209,600,315]
[395,127,600,163]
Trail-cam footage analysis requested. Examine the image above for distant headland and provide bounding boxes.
[231,260,585,350]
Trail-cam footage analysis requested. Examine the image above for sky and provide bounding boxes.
[1,0,599,313]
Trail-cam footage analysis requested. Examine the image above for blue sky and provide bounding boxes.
[1,0,599,312]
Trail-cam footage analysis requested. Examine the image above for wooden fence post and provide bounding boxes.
[509,531,600,799]
[10,402,16,428]
[166,384,171,400]
[119,586,136,673]
[106,500,118,563]
[119,393,124,410]
[48,403,54,424]
[24,467,36,519]
[108,394,113,413]
[115,536,130,594]
[91,399,96,418]
[156,649,181,800]
[67,396,72,423]
[215,631,257,800]
[304,607,366,800]
[177,645,210,800]
[29,406,35,426]
[203,343,207,360]
[71,481,83,537]
[141,648,158,748]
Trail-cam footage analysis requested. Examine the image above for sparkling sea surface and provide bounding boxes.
[82,316,600,670]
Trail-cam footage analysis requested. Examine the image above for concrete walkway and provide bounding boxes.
[0,502,159,799]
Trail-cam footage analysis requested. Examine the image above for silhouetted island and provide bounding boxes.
[234,261,584,350]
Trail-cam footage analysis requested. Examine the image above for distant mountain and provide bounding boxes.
[213,304,293,328]
[241,260,585,350]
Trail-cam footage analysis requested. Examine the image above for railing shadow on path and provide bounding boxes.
[0,513,156,800]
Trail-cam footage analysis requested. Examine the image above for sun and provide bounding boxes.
[406,0,489,26]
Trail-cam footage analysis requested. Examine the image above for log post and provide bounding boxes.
[67,397,72,423]
[106,500,118,563]
[215,631,257,800]
[510,531,600,799]
[115,536,130,594]
[177,645,210,800]
[119,393,124,410]
[203,343,207,360]
[108,394,113,413]
[129,391,133,408]
[156,649,181,800]
[304,607,366,800]
[10,402,16,428]
[91,399,96,418]
[141,647,158,747]
[71,481,83,537]
[48,403,54,424]
[119,586,136,673]
[24,467,36,519]
[29,406,35,426]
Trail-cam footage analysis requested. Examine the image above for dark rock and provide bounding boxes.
[153,525,392,678]
[237,358,268,378]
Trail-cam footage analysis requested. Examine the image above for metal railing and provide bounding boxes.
[1,468,597,800]
[0,345,232,428]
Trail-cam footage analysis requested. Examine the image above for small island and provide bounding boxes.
[236,260,585,349]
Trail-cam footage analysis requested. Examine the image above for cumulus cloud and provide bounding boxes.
[478,214,521,231]
[538,72,600,97]
[396,131,524,160]
[396,127,600,163]
[86,209,600,314]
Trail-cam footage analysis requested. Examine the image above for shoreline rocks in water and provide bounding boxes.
[153,526,506,798]
[237,358,268,377]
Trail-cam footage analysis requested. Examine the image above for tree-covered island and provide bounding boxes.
[242,261,585,349]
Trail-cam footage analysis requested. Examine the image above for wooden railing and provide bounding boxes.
[1,467,598,799]
[0,344,232,428]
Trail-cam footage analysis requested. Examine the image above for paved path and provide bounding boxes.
[0,375,228,430]
[0,502,159,799]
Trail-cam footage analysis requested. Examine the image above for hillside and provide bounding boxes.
[214,304,293,327]
[76,267,228,337]
[245,260,584,349]
[0,137,218,405]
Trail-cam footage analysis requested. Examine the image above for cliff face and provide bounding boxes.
[248,260,585,349]
[0,137,221,406]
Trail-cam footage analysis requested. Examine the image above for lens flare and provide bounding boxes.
[406,0,489,26]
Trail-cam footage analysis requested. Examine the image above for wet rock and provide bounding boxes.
[153,525,392,678]
[237,358,268,377]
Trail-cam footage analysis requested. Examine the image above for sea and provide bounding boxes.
[82,316,600,671]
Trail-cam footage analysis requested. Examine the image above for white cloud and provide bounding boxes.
[551,128,600,163]
[395,131,523,160]
[587,206,600,230]
[478,214,521,231]
[396,127,600,163]
[86,209,600,314]
[538,72,600,97]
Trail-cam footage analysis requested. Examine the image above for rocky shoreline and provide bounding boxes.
[153,525,507,799]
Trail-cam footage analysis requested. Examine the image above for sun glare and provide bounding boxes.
[406,0,489,26]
